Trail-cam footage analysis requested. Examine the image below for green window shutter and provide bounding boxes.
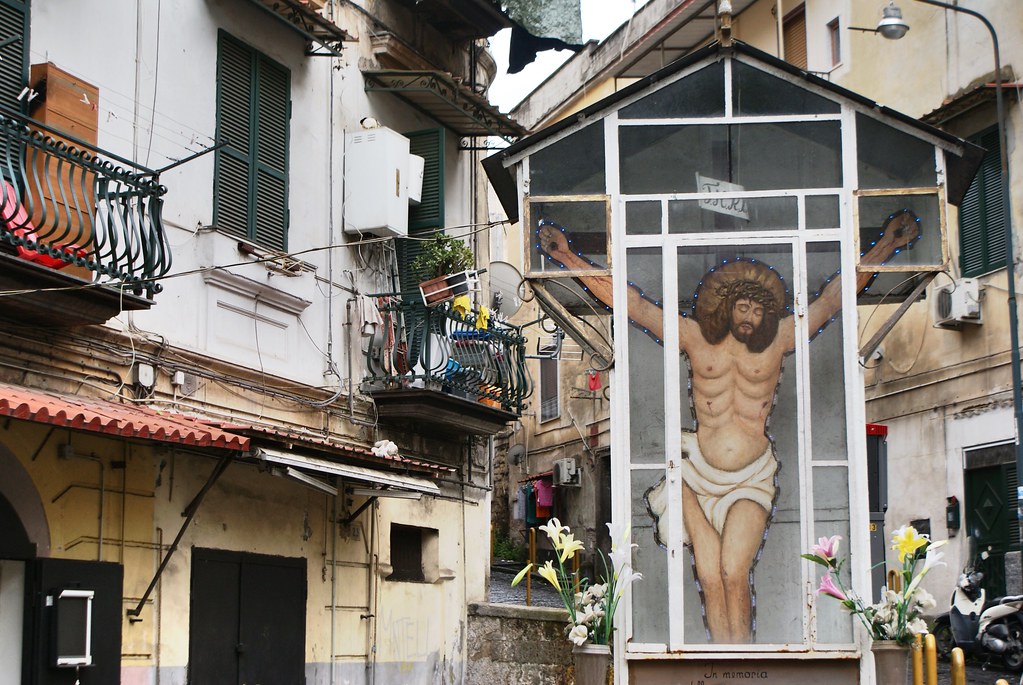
[214,32,290,251]
[959,127,1005,277]
[0,0,28,115]
[397,128,445,295]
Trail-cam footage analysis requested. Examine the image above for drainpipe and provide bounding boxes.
[330,495,337,685]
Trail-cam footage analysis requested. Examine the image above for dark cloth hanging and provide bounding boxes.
[524,481,538,526]
[504,0,584,74]
[508,25,583,74]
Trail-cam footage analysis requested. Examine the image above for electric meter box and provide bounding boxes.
[344,127,412,237]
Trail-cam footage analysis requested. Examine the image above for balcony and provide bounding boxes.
[362,296,529,435]
[0,110,170,327]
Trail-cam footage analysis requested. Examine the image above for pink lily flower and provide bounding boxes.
[812,535,841,561]
[818,574,847,601]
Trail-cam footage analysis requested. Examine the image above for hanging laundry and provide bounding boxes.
[359,295,383,336]
[535,477,554,508]
[513,486,527,520]
[587,369,602,391]
[452,294,471,318]
[524,482,538,526]
[475,304,490,330]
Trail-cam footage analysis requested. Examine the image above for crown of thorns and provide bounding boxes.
[714,279,781,315]
[695,259,787,318]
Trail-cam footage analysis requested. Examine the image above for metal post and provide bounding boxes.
[910,0,1022,564]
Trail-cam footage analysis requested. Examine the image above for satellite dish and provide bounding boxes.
[487,261,524,317]
[507,444,526,466]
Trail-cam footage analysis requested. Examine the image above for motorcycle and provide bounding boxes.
[931,563,1023,671]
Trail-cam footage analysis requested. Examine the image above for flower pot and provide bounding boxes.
[871,640,909,685]
[419,271,472,306]
[572,643,610,685]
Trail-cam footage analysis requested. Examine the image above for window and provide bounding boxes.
[782,5,807,69]
[397,128,445,295]
[213,32,290,251]
[539,344,559,422]
[827,17,841,66]
[0,0,28,114]
[960,127,1006,277]
[388,523,439,582]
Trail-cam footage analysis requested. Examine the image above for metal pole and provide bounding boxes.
[911,0,1022,560]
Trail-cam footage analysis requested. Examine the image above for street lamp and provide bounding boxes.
[879,2,1023,561]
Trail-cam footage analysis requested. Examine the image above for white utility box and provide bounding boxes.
[344,127,412,237]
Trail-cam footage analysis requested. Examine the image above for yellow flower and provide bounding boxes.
[559,533,585,563]
[511,563,533,587]
[538,561,561,591]
[891,525,928,563]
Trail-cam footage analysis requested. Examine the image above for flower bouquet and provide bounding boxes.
[803,525,945,645]
[512,518,642,646]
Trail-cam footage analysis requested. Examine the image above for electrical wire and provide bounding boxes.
[0,218,513,299]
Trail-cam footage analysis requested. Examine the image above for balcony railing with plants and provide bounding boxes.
[363,295,530,416]
[0,109,170,298]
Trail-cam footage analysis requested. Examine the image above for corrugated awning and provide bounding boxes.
[0,381,250,450]
[363,69,529,139]
[243,0,356,57]
[251,446,441,496]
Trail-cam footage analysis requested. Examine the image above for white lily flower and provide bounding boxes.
[568,624,589,646]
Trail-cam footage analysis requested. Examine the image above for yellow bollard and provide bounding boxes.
[911,634,923,685]
[995,680,1010,685]
[949,647,966,685]
[923,634,937,685]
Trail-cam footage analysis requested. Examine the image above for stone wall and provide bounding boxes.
[466,602,572,684]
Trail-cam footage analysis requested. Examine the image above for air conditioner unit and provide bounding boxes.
[553,458,580,487]
[932,278,983,329]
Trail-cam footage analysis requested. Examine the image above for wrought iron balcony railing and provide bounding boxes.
[363,295,530,417]
[0,109,170,298]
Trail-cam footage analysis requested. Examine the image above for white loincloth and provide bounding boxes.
[646,432,778,545]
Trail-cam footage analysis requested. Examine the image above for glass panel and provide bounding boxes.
[731,122,842,190]
[732,61,840,115]
[619,62,725,119]
[626,201,661,235]
[857,114,937,189]
[528,200,608,273]
[806,195,840,229]
[620,125,725,195]
[858,193,942,268]
[668,196,797,233]
[529,121,606,195]
[641,243,803,644]
[621,123,842,195]
[812,465,854,644]
[628,248,666,466]
[632,472,670,644]
[807,242,847,460]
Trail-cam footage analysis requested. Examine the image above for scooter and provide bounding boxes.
[932,566,1023,671]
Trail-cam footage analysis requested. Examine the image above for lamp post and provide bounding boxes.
[879,2,1023,565]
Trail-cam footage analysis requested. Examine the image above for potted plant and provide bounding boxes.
[803,525,946,685]
[411,233,476,305]
[511,519,642,684]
